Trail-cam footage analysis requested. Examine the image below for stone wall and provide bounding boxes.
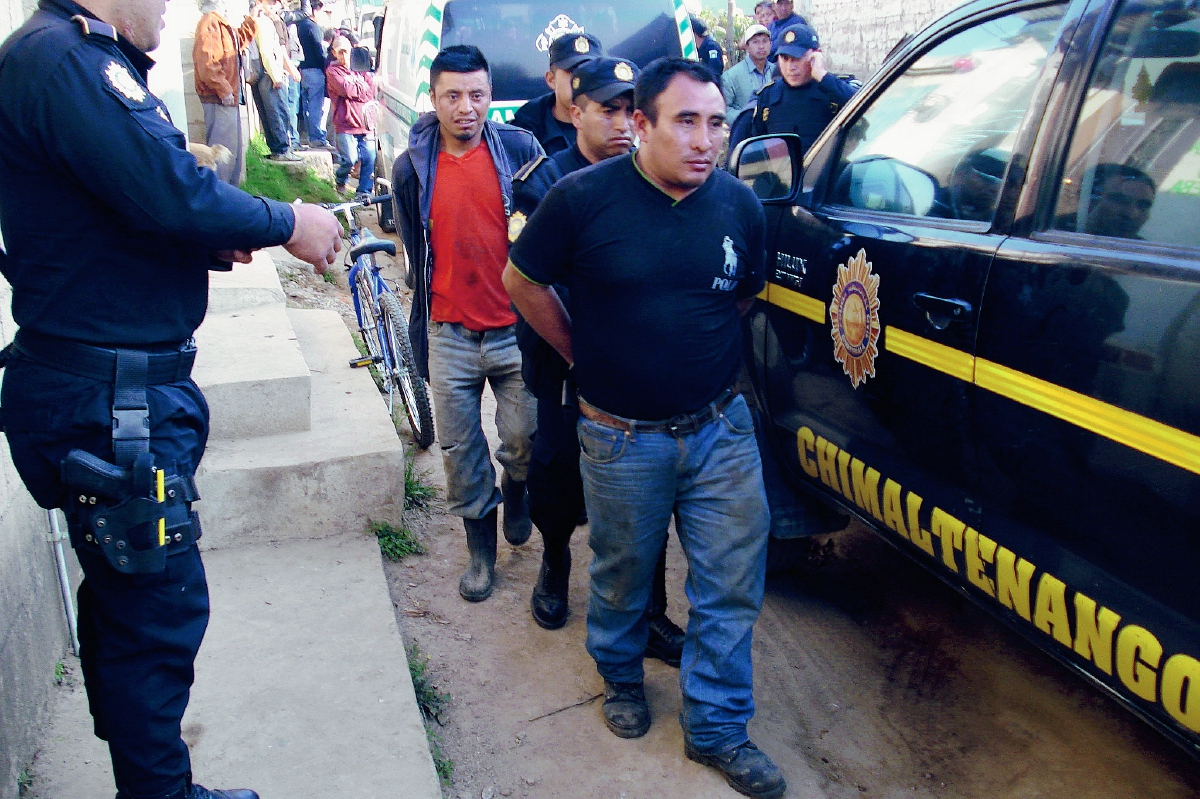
[0,5,76,799]
[803,0,967,77]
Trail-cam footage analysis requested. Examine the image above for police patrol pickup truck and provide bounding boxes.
[731,0,1200,756]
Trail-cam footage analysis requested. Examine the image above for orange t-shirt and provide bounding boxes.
[428,142,516,331]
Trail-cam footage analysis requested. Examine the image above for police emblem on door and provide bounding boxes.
[830,248,880,388]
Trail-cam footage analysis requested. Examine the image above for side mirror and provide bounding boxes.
[729,134,804,204]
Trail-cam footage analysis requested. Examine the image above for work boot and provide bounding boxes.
[501,472,532,546]
[184,784,259,799]
[644,546,685,666]
[684,740,787,799]
[645,612,686,668]
[459,509,498,602]
[602,680,651,739]
[531,546,571,629]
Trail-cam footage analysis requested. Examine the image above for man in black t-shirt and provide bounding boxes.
[510,58,686,667]
[504,59,785,799]
[511,32,601,155]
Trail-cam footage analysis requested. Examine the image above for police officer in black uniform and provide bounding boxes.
[511,31,602,156]
[510,57,686,666]
[728,23,856,158]
[0,2,342,798]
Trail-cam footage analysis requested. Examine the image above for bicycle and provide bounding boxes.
[323,192,435,449]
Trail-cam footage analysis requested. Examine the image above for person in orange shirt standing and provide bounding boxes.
[193,0,257,184]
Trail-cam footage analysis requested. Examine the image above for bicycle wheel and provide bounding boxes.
[354,262,384,363]
[379,291,435,449]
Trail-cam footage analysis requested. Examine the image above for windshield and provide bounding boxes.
[441,1,681,100]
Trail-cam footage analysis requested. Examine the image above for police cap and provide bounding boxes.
[571,57,638,104]
[549,32,603,71]
[775,23,819,59]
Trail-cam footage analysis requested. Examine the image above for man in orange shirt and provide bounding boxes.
[392,45,543,602]
[193,0,257,183]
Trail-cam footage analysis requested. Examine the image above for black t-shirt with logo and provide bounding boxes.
[509,153,766,421]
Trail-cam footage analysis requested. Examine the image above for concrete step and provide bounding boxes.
[206,252,287,314]
[194,308,405,549]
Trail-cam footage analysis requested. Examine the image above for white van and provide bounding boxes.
[372,0,697,179]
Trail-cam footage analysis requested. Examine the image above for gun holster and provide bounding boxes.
[61,449,202,574]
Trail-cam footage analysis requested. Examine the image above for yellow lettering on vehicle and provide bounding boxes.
[816,436,841,492]
[964,528,996,597]
[881,479,908,539]
[1117,625,1162,702]
[996,547,1036,622]
[849,458,883,523]
[1161,654,1200,732]
[931,507,965,573]
[1073,592,1121,675]
[836,449,855,503]
[1033,573,1073,647]
[796,427,819,478]
[907,491,935,555]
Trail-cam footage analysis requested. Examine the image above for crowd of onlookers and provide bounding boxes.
[193,0,376,196]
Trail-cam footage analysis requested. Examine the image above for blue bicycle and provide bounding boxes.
[326,193,434,449]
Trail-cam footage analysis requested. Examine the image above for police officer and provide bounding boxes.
[511,31,602,156]
[0,2,342,798]
[509,57,686,666]
[729,23,856,158]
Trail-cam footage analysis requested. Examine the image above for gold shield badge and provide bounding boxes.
[574,36,590,54]
[508,211,527,243]
[761,106,770,122]
[105,61,147,103]
[830,248,881,388]
[614,61,634,82]
[784,30,796,44]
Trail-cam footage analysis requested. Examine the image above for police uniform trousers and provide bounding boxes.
[1,350,210,799]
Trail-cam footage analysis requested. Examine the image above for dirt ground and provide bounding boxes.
[288,220,1200,799]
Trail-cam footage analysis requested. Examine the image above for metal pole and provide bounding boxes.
[727,0,736,59]
[48,509,79,656]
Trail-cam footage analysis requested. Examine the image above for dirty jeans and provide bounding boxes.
[426,321,536,520]
[335,132,375,194]
[579,393,769,754]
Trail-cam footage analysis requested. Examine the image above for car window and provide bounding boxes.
[1051,0,1200,248]
[827,4,1068,222]
[440,1,680,100]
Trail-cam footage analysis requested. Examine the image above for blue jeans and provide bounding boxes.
[284,75,301,147]
[300,68,328,145]
[578,393,769,754]
[426,321,536,519]
[336,132,376,194]
[250,77,289,155]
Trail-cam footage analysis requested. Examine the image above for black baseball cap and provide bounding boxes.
[549,32,603,71]
[775,23,819,58]
[571,57,639,103]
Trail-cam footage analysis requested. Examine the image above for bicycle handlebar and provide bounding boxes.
[318,193,393,214]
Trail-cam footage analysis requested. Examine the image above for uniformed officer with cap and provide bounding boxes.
[729,22,856,158]
[509,57,687,665]
[511,31,602,155]
[0,1,342,798]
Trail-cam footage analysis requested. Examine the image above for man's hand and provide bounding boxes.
[808,50,828,82]
[285,203,342,274]
[214,249,255,263]
[220,93,237,107]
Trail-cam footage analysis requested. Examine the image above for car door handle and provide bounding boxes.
[912,293,973,330]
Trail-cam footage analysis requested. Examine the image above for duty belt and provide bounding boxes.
[578,386,740,437]
[11,329,196,385]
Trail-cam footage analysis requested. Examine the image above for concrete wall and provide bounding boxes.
[806,0,967,77]
[0,6,75,799]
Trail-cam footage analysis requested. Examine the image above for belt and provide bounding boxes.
[12,329,197,384]
[578,386,739,437]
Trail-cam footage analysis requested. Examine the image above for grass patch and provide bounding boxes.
[370,519,424,561]
[404,451,437,510]
[17,769,32,795]
[242,134,341,204]
[322,269,338,284]
[54,660,65,685]
[406,642,453,783]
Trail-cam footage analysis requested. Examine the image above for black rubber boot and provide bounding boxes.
[186,785,260,799]
[531,542,571,629]
[645,543,686,667]
[459,509,498,602]
[501,473,532,546]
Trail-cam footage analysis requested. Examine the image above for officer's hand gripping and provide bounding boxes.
[286,202,343,275]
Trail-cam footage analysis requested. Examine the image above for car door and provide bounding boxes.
[754,0,1083,559]
[974,0,1200,751]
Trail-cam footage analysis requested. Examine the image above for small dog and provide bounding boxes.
[187,142,233,171]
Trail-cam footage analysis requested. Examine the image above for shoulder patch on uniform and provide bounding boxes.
[105,60,147,103]
[514,154,547,183]
[72,14,118,40]
[508,210,528,243]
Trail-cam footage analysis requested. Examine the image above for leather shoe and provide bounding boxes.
[531,549,570,629]
[644,612,686,668]
[685,740,786,799]
[602,680,651,738]
[186,783,259,799]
